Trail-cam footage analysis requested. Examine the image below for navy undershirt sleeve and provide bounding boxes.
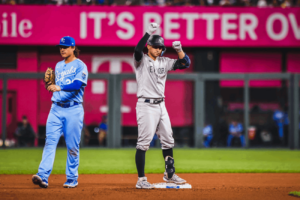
[134,33,150,62]
[61,80,83,91]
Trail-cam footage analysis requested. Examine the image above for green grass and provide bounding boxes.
[289,191,300,197]
[0,148,300,174]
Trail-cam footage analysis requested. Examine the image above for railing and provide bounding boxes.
[0,73,298,149]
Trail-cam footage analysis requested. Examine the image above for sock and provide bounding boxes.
[135,149,146,178]
[162,148,173,160]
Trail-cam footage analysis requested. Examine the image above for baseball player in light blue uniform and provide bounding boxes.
[227,121,245,147]
[32,36,88,188]
[273,108,289,140]
[203,124,213,148]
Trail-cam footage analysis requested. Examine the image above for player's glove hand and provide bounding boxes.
[47,85,61,92]
[146,23,159,35]
[44,67,55,90]
[172,41,183,53]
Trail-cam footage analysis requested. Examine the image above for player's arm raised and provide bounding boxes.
[172,41,191,70]
[134,23,159,67]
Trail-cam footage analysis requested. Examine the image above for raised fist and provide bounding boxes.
[172,41,182,53]
[146,23,159,35]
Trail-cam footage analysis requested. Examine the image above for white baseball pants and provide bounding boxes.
[136,98,174,151]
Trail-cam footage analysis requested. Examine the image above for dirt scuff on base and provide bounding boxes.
[0,174,299,200]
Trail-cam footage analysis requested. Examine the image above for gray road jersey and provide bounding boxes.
[134,53,177,98]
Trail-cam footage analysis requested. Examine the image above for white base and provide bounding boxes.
[153,182,192,189]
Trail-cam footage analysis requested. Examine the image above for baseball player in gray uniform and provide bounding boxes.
[134,23,191,189]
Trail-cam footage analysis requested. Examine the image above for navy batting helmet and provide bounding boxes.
[147,35,166,56]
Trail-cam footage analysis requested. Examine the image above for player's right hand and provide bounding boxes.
[47,85,61,92]
[147,23,159,35]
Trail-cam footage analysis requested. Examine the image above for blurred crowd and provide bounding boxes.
[2,0,300,7]
[0,108,291,148]
[202,106,289,148]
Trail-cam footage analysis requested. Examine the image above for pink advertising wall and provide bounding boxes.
[220,52,282,87]
[0,6,300,47]
[0,47,38,139]
[287,52,300,86]
[287,52,300,73]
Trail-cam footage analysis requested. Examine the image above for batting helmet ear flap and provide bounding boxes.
[161,47,167,56]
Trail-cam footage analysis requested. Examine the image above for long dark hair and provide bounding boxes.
[74,46,80,57]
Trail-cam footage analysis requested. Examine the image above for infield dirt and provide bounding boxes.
[0,174,299,200]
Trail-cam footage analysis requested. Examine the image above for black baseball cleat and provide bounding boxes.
[32,175,48,188]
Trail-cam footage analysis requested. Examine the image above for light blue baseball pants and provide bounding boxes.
[37,103,84,183]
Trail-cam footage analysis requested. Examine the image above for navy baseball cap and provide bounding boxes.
[56,36,75,47]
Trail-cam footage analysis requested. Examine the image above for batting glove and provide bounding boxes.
[172,41,183,53]
[146,23,159,35]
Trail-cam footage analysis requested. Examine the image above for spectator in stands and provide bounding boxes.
[190,0,217,6]
[227,119,245,147]
[113,0,140,5]
[7,0,16,4]
[219,0,231,5]
[281,0,292,7]
[4,0,300,11]
[95,0,114,5]
[14,116,36,147]
[165,0,173,5]
[144,0,158,5]
[235,0,246,5]
[271,0,279,6]
[203,123,213,148]
[272,106,288,141]
[257,0,268,7]
[98,115,108,146]
[23,0,44,4]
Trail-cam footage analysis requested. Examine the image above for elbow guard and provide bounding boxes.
[173,53,191,70]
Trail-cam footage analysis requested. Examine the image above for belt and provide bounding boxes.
[52,101,81,108]
[144,98,164,104]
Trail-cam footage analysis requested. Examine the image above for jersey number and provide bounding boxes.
[157,68,165,74]
[66,79,71,84]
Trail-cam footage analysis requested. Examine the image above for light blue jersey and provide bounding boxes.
[273,110,289,138]
[52,59,88,103]
[228,123,245,147]
[203,125,213,148]
[229,123,243,134]
[203,125,213,136]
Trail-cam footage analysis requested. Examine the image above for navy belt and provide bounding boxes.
[144,99,164,104]
[52,101,81,108]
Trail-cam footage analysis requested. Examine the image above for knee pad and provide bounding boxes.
[165,156,175,179]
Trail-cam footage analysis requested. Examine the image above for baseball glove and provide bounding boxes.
[44,67,55,89]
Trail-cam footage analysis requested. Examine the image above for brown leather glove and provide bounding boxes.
[44,67,55,89]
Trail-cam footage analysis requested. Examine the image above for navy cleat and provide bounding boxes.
[32,175,48,188]
[63,179,78,188]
